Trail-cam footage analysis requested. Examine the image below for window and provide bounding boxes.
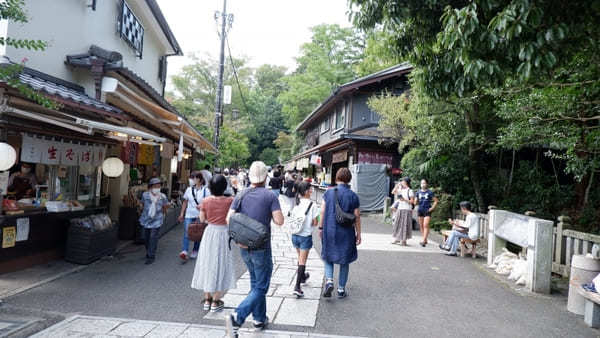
[334,102,345,130]
[118,1,144,58]
[320,116,329,134]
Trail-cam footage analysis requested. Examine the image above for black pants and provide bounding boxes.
[144,227,161,259]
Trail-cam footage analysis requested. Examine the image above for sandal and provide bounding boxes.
[203,297,212,311]
[210,300,224,313]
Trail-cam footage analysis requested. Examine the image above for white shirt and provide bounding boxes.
[396,187,414,210]
[464,213,480,240]
[294,198,319,237]
[183,185,210,219]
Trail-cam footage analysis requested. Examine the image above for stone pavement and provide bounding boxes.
[32,315,366,338]
[203,197,325,327]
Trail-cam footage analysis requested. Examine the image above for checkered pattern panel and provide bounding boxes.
[120,1,144,57]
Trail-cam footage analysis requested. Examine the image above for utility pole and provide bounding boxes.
[213,0,233,152]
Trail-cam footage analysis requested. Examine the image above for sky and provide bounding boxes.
[156,0,352,88]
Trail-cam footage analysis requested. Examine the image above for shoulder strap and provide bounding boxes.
[191,187,199,205]
[305,201,313,215]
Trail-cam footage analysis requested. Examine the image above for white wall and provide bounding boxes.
[6,0,169,97]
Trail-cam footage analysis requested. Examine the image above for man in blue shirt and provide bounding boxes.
[225,161,284,337]
[416,179,438,247]
[139,178,169,265]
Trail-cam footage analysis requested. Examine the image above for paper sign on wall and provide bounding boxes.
[2,226,16,248]
[41,139,61,165]
[16,218,29,242]
[93,146,106,166]
[60,142,78,166]
[20,135,42,163]
[0,171,8,193]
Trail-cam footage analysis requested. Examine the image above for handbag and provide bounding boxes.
[334,188,355,228]
[187,189,208,242]
[287,201,313,235]
[228,188,270,249]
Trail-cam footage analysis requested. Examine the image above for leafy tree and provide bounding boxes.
[273,131,296,162]
[259,148,279,166]
[1,0,53,108]
[217,125,250,169]
[278,24,365,128]
[355,30,401,77]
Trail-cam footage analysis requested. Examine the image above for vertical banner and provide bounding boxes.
[40,139,61,165]
[79,143,93,166]
[93,145,106,167]
[20,135,42,163]
[177,133,183,162]
[60,141,78,166]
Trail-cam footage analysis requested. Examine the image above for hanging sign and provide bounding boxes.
[93,145,106,166]
[223,85,232,104]
[60,142,78,166]
[310,155,322,166]
[332,150,348,164]
[40,139,61,165]
[358,151,394,166]
[20,135,42,163]
[79,144,93,165]
[161,142,174,159]
[16,218,29,242]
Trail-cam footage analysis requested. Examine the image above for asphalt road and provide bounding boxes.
[5,215,598,337]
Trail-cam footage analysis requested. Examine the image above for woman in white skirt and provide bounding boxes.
[391,177,414,246]
[191,174,236,312]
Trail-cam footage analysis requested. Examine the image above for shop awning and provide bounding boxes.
[101,77,217,154]
[71,116,166,143]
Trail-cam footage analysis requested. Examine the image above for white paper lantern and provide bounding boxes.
[0,142,17,171]
[102,157,124,177]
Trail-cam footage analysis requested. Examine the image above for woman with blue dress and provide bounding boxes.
[318,167,361,299]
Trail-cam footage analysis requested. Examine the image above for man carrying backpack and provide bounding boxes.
[225,161,284,337]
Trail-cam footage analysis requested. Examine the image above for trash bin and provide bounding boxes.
[568,254,600,315]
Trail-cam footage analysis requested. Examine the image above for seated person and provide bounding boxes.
[439,201,480,256]
[7,163,37,200]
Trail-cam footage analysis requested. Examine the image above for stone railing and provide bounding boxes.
[451,210,600,278]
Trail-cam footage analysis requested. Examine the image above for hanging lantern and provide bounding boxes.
[0,142,17,171]
[102,157,124,177]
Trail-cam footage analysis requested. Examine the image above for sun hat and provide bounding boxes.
[249,161,268,184]
[148,177,162,186]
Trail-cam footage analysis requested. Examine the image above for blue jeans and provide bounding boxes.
[143,227,161,259]
[182,218,200,253]
[324,261,349,289]
[236,248,273,324]
[446,230,469,254]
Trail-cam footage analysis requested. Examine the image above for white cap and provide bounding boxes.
[249,161,268,184]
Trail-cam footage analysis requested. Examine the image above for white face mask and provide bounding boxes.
[151,188,161,195]
[189,179,195,186]
[21,167,31,174]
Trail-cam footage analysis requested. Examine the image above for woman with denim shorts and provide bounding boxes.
[290,181,319,297]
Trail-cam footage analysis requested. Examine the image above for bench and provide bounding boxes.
[441,230,480,258]
[575,284,600,328]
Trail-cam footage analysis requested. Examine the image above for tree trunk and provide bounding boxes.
[464,103,486,212]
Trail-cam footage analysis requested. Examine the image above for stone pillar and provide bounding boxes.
[527,217,554,294]
[487,209,506,266]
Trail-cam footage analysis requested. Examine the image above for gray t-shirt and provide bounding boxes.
[230,187,281,248]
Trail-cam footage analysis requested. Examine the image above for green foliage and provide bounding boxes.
[278,24,364,129]
[273,131,296,162]
[217,126,250,169]
[258,148,279,166]
[0,0,53,109]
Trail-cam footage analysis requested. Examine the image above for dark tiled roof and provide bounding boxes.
[17,69,122,114]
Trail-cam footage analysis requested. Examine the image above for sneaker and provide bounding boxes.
[253,316,269,330]
[144,257,154,265]
[190,251,198,259]
[210,300,224,313]
[225,313,240,338]
[203,298,212,311]
[445,252,458,257]
[439,244,450,251]
[337,289,347,299]
[323,281,334,298]
[293,287,305,298]
[179,251,188,261]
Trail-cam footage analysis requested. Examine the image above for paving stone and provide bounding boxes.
[62,318,121,335]
[273,268,296,280]
[108,321,156,336]
[239,332,291,338]
[274,298,318,327]
[274,286,322,299]
[239,272,251,279]
[203,308,233,321]
[250,296,283,322]
[145,323,189,338]
[221,294,248,308]
[227,280,251,294]
[179,326,226,338]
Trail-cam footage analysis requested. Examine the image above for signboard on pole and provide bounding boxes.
[223,85,232,105]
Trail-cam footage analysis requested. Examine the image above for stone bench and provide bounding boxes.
[575,284,600,328]
[441,230,480,258]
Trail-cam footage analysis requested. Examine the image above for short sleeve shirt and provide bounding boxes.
[465,213,480,240]
[139,192,169,228]
[230,187,281,248]
[293,198,319,237]
[416,189,434,211]
[183,185,210,219]
[200,196,233,225]
[396,188,414,210]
